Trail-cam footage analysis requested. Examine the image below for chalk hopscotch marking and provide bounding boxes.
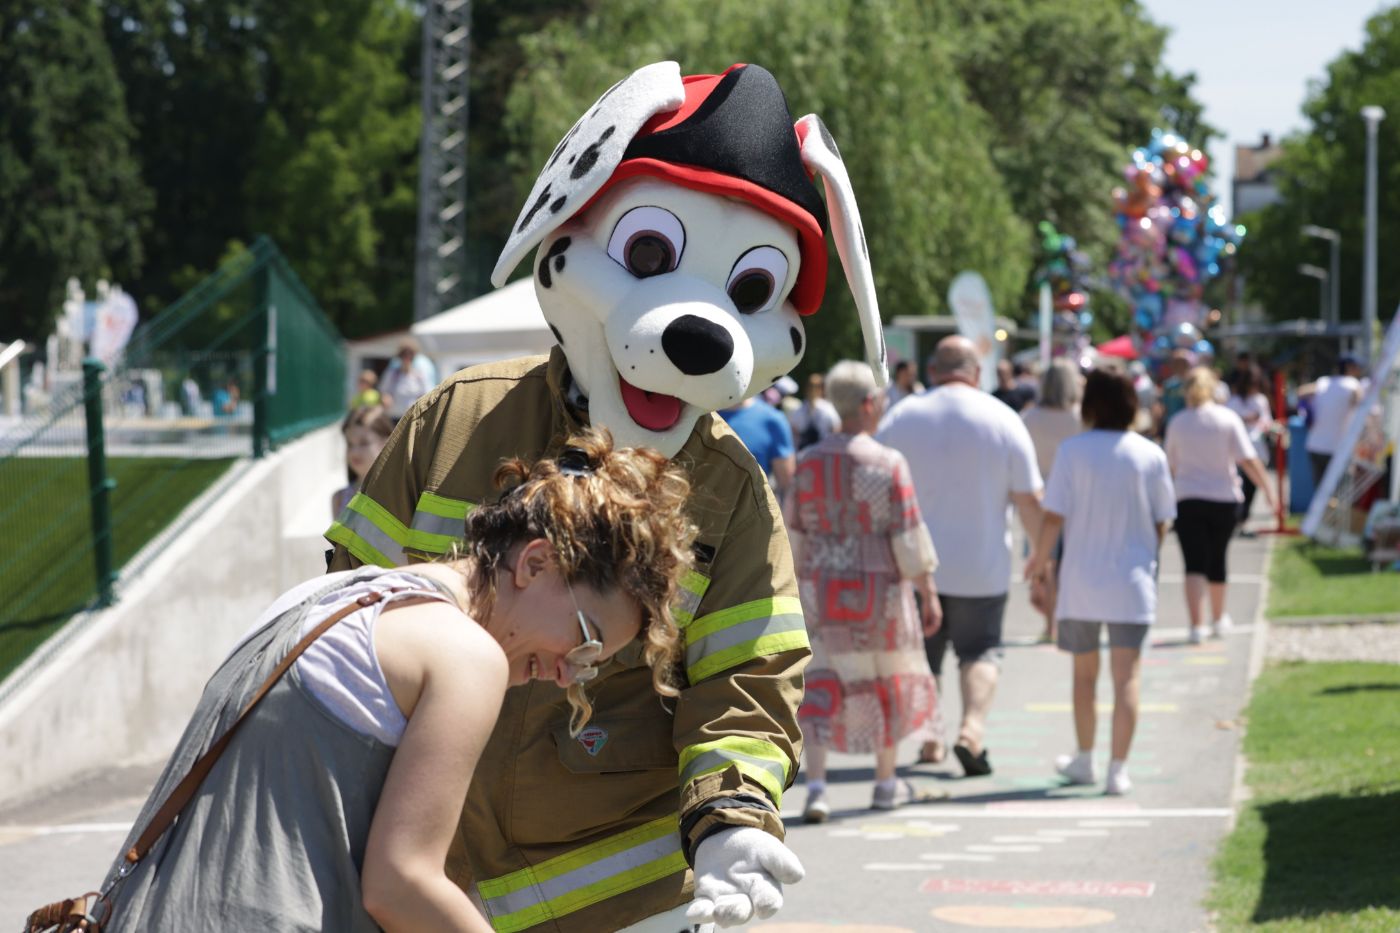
[1077,819,1153,828]
[1026,702,1179,713]
[921,879,1155,897]
[932,904,1117,927]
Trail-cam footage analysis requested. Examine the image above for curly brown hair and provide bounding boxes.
[458,427,696,734]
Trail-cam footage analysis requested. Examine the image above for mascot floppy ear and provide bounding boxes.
[491,62,686,287]
[795,113,888,388]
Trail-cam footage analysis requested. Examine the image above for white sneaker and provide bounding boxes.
[1055,753,1096,785]
[1188,626,1205,645]
[1105,768,1132,796]
[1211,614,1234,639]
[802,789,830,823]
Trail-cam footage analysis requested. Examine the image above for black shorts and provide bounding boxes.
[1175,498,1237,583]
[924,593,1007,672]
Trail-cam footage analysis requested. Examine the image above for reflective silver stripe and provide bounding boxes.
[685,610,805,671]
[338,508,406,565]
[480,832,682,919]
[410,509,466,539]
[679,749,786,794]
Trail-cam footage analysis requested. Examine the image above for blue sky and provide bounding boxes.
[1141,0,1391,215]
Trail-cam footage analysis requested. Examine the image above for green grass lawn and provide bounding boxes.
[0,456,234,682]
[1267,535,1400,618]
[1210,662,1400,931]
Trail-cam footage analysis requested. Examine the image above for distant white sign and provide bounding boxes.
[947,271,999,392]
[89,287,139,366]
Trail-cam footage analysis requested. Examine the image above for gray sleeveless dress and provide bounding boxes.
[99,569,450,932]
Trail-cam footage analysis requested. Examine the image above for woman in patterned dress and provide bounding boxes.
[785,361,943,820]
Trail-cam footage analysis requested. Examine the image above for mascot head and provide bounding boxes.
[492,61,885,457]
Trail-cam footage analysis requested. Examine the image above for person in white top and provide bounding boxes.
[380,338,440,421]
[1020,358,1084,643]
[1028,368,1176,796]
[1224,364,1275,534]
[877,336,1044,776]
[1165,368,1275,645]
[789,372,843,449]
[1299,355,1368,487]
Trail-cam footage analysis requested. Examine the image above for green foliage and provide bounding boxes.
[0,1,151,340]
[1240,8,1400,326]
[936,0,1216,318]
[502,0,1028,376]
[101,0,420,339]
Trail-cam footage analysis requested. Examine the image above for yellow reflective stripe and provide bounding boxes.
[685,596,802,642]
[687,630,810,683]
[679,737,790,807]
[346,492,411,547]
[416,490,473,520]
[673,569,712,628]
[325,520,394,568]
[477,816,685,932]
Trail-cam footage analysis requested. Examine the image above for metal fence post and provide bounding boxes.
[82,358,117,607]
[252,258,271,458]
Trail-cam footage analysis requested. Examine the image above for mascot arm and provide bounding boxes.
[671,490,809,864]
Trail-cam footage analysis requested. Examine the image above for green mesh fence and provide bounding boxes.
[0,237,346,685]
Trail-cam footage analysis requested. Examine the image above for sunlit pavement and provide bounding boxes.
[0,527,1269,932]
[760,527,1269,933]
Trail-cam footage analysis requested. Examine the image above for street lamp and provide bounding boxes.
[1299,264,1329,320]
[1361,104,1385,365]
[1301,224,1341,327]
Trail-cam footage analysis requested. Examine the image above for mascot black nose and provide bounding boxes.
[662,314,735,375]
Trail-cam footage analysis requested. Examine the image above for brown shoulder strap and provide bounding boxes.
[124,589,440,864]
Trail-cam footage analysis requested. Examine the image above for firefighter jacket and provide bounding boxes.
[325,348,809,933]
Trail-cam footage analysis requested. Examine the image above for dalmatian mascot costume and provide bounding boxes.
[327,61,884,933]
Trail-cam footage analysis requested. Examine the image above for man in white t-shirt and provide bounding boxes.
[789,372,842,449]
[1300,356,1368,487]
[877,336,1044,777]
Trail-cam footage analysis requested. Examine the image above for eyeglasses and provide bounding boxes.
[562,577,604,684]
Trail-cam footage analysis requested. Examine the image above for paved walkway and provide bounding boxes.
[761,529,1271,932]
[0,530,1271,932]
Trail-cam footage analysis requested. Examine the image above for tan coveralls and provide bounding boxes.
[326,349,808,932]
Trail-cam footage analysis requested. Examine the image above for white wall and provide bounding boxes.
[0,425,345,806]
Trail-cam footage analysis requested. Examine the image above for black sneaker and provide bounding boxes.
[954,743,992,777]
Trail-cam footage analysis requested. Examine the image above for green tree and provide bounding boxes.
[102,0,419,338]
[500,0,1028,375]
[0,1,151,340]
[936,0,1214,326]
[1239,7,1400,330]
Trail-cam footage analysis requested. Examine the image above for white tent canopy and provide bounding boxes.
[411,278,556,373]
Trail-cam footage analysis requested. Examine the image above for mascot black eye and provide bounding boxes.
[726,246,789,315]
[607,206,685,278]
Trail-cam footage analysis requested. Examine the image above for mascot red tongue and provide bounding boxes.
[619,376,683,431]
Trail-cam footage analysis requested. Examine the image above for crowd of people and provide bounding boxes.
[703,334,1376,821]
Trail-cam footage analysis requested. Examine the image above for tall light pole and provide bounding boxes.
[1301,224,1341,327]
[1361,105,1385,364]
[1299,264,1329,320]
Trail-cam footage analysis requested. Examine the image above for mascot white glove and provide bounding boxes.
[685,826,805,928]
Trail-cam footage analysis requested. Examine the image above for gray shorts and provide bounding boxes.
[1057,619,1150,654]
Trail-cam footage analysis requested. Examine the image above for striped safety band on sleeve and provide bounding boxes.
[326,493,409,567]
[673,569,712,628]
[405,491,474,554]
[326,491,476,567]
[678,736,791,809]
[475,816,686,932]
[684,595,808,683]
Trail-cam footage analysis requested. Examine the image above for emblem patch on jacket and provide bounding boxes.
[577,725,609,756]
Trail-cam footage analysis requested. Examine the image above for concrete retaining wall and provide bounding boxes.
[0,425,344,806]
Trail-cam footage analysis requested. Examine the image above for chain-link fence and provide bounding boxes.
[0,237,346,683]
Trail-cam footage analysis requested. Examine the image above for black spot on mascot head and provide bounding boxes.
[536,237,572,289]
[789,327,803,354]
